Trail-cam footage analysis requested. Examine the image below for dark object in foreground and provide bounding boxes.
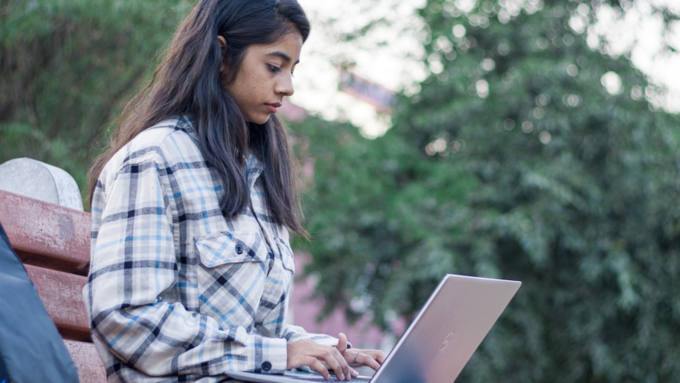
[0,218,80,383]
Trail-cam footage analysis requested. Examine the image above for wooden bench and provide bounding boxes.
[0,189,107,382]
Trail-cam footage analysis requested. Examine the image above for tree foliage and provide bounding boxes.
[0,0,190,195]
[296,1,680,382]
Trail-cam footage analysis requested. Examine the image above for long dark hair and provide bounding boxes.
[89,0,310,235]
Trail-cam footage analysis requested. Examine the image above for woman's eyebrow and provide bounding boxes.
[266,51,300,65]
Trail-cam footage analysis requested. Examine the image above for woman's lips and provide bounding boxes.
[265,102,281,113]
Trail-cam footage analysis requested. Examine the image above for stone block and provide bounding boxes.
[0,158,84,211]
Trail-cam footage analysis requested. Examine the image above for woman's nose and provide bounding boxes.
[276,73,294,97]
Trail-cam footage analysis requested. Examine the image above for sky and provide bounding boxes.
[293,0,427,137]
[591,0,680,111]
[291,0,680,138]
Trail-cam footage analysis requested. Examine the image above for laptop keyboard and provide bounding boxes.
[283,371,371,382]
[287,377,370,383]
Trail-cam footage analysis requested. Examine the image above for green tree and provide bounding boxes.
[0,0,190,197]
[297,1,680,382]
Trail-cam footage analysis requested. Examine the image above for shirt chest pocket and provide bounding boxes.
[195,231,268,267]
[193,231,270,325]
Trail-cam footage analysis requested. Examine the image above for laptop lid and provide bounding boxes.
[371,274,521,383]
[227,274,521,383]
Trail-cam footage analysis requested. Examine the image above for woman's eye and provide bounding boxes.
[268,64,280,73]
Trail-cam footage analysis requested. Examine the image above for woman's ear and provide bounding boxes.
[217,35,227,72]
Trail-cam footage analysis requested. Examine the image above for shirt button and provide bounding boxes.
[261,361,272,372]
[235,244,244,254]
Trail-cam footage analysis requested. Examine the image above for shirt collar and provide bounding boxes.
[245,154,264,191]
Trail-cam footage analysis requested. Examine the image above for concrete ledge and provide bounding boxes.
[0,157,83,211]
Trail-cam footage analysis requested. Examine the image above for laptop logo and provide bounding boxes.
[439,332,455,351]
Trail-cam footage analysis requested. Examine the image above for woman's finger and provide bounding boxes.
[320,360,359,378]
[306,356,331,380]
[356,352,381,371]
[364,349,386,365]
[336,332,349,353]
[334,334,352,379]
[318,347,346,380]
[329,346,351,380]
[376,350,386,364]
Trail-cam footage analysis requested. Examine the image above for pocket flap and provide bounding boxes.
[194,231,267,268]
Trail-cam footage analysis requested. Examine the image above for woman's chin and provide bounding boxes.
[247,114,271,125]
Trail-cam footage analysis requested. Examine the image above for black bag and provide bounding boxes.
[0,221,80,383]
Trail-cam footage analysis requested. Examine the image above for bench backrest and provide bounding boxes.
[0,189,106,382]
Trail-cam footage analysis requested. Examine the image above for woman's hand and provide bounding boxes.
[336,333,386,372]
[287,339,358,381]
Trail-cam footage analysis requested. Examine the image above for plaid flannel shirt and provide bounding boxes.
[83,117,338,382]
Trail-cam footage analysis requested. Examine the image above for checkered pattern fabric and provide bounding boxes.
[84,117,338,383]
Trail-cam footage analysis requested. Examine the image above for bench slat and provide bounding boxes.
[25,264,91,341]
[0,189,91,275]
[63,340,107,383]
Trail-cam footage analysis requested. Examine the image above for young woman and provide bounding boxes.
[84,0,385,381]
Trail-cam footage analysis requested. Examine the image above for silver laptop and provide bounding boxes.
[227,274,521,383]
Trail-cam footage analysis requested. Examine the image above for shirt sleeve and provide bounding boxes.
[281,323,344,348]
[84,152,287,377]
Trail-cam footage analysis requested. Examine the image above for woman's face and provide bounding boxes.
[221,32,303,124]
